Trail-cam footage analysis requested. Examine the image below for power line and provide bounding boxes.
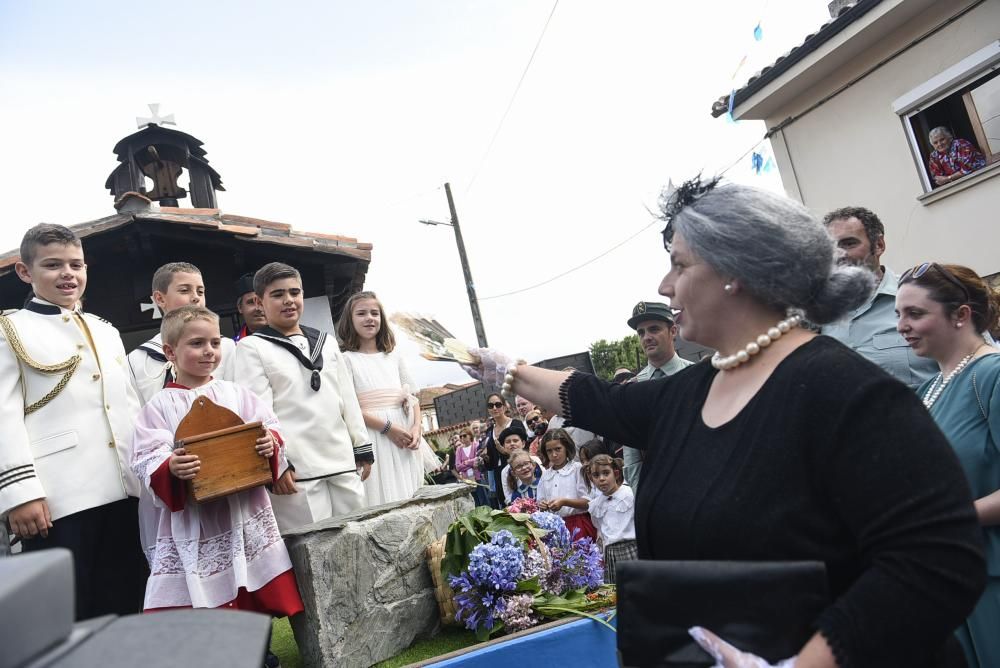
[475,129,773,303]
[464,0,560,195]
[479,215,660,300]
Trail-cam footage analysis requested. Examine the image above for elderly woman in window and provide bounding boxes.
[928,126,987,186]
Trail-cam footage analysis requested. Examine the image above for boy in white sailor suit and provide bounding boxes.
[0,224,147,620]
[126,261,236,405]
[233,262,372,531]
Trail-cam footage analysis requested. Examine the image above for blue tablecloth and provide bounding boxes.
[429,613,618,666]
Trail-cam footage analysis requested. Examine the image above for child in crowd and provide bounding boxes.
[578,439,609,472]
[131,306,303,622]
[127,262,236,405]
[336,291,435,506]
[0,223,146,620]
[506,450,543,504]
[454,426,489,507]
[233,262,371,531]
[538,429,597,541]
[497,424,543,504]
[587,454,636,584]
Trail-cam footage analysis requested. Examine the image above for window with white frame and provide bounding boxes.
[894,41,1000,193]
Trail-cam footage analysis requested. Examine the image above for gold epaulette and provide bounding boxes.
[0,313,81,415]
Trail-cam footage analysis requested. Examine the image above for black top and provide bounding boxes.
[484,418,524,484]
[562,336,985,667]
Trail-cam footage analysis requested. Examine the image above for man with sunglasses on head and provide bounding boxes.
[823,207,937,388]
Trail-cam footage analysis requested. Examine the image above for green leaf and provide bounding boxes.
[515,576,541,593]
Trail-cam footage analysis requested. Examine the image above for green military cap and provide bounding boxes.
[627,301,676,330]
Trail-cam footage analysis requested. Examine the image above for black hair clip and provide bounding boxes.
[659,173,721,250]
[310,369,321,392]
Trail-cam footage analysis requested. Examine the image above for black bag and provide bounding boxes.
[616,560,829,668]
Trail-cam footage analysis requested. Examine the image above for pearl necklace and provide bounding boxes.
[922,350,979,409]
[711,314,802,371]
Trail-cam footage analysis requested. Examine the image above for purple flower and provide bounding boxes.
[467,530,524,592]
[542,537,604,593]
[530,511,571,549]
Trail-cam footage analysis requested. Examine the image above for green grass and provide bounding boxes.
[373,628,479,667]
[271,617,301,668]
[270,619,478,668]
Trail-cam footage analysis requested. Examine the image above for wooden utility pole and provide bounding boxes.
[444,183,489,348]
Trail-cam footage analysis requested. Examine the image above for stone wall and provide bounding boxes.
[285,483,474,668]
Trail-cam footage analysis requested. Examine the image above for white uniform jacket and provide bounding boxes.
[0,299,141,521]
[127,333,236,406]
[233,326,373,480]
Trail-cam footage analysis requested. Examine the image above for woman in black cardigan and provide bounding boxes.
[475,178,986,667]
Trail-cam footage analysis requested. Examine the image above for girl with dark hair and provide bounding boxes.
[538,429,597,541]
[587,454,635,584]
[897,263,1000,668]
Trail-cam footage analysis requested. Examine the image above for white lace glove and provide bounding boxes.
[689,627,796,668]
[463,347,517,390]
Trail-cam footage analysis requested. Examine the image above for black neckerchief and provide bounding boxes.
[24,300,61,316]
[137,337,173,387]
[252,325,327,391]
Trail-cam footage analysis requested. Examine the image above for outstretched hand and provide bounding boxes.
[689,627,796,668]
[464,347,522,389]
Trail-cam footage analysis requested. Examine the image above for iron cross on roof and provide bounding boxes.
[136,103,177,129]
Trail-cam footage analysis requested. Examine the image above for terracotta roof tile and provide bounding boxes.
[0,208,372,274]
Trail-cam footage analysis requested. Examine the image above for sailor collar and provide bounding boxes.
[252,325,328,391]
[137,333,167,363]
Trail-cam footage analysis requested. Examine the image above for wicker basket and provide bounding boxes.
[426,535,458,626]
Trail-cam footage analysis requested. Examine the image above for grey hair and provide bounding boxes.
[668,182,874,324]
[929,126,953,141]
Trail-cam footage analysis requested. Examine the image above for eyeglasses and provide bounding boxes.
[526,417,540,425]
[487,401,504,409]
[460,433,472,439]
[900,262,971,303]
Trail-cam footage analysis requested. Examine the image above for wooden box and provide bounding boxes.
[174,396,272,503]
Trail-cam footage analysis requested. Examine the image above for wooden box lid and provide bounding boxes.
[174,396,272,503]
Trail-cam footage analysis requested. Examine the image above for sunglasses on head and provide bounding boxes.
[488,401,504,409]
[900,262,971,302]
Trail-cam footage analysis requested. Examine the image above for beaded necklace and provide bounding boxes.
[922,348,982,409]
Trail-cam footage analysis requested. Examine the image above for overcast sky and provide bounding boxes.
[0,0,831,387]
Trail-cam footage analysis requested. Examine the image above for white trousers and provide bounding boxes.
[268,473,366,533]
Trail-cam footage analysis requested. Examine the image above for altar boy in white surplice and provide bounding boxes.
[233,262,371,532]
[131,306,303,617]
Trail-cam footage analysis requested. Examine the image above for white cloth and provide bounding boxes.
[589,485,636,546]
[233,327,369,531]
[500,455,543,504]
[130,379,293,609]
[0,298,140,520]
[127,333,236,406]
[342,350,425,506]
[538,460,589,518]
[267,474,366,531]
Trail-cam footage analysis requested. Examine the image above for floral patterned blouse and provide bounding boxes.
[929,137,987,181]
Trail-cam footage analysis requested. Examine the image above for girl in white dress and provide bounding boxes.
[338,291,437,505]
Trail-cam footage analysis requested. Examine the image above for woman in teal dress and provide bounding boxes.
[898,262,1000,668]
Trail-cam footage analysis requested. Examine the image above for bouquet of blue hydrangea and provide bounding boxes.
[440,506,614,640]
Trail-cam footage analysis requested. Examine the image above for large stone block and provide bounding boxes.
[285,483,474,668]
